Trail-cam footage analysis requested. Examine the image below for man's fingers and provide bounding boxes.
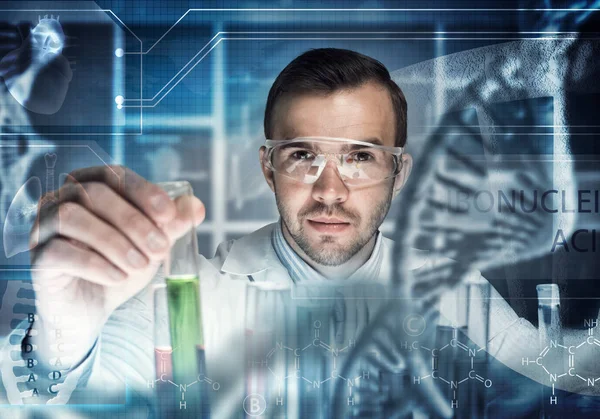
[64,165,176,224]
[31,176,92,250]
[79,183,171,261]
[33,237,126,287]
[163,195,206,243]
[35,202,150,275]
[37,182,171,262]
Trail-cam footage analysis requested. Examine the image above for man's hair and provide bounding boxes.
[264,48,407,147]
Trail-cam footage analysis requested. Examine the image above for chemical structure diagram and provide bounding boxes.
[411,327,493,410]
[521,319,600,405]
[147,347,221,411]
[246,320,370,412]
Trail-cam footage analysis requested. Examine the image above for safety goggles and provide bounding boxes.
[263,136,404,187]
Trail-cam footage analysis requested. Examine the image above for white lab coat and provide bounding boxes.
[0,222,538,418]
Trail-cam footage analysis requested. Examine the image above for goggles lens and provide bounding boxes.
[265,138,403,186]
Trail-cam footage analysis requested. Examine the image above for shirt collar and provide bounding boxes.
[271,219,384,282]
[220,222,430,276]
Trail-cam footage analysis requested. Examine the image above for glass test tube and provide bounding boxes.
[537,284,563,348]
[153,283,174,417]
[537,283,563,419]
[436,281,469,418]
[244,282,294,419]
[466,278,491,419]
[294,282,336,419]
[157,181,205,415]
[154,284,173,380]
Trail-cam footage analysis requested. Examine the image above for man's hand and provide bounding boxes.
[29,165,205,365]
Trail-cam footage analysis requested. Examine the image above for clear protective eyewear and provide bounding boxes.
[263,136,404,187]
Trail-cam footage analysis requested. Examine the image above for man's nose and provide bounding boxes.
[311,160,349,205]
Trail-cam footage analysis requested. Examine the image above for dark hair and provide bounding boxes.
[264,48,407,147]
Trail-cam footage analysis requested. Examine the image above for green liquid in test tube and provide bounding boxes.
[159,182,205,387]
[167,275,203,382]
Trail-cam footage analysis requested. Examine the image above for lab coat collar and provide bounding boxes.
[220,222,429,277]
[220,223,280,276]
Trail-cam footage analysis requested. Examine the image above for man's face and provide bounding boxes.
[260,81,411,266]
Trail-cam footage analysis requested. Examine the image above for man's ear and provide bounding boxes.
[392,153,413,199]
[259,146,276,193]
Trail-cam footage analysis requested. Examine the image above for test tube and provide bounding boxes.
[536,284,563,348]
[154,284,173,380]
[159,181,205,414]
[153,283,174,417]
[466,278,490,351]
[537,283,563,418]
[244,281,294,418]
[466,278,491,419]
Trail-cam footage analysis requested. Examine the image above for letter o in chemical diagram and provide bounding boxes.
[485,379,492,388]
[314,320,322,329]
[213,382,220,391]
[243,394,266,416]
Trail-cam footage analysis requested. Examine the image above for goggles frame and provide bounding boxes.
[263,136,405,186]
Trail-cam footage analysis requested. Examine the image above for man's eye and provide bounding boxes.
[291,150,315,160]
[350,152,374,162]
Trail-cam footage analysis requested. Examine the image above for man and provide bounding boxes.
[0,48,545,417]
